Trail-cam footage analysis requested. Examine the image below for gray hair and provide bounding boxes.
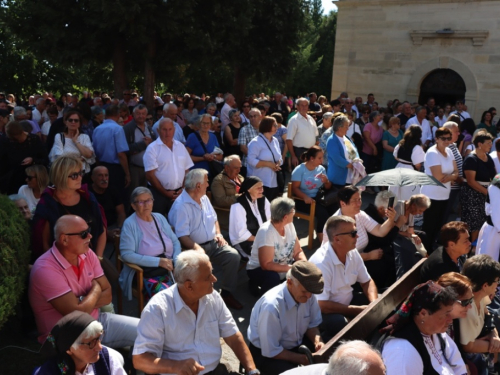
[333,115,349,132]
[184,169,208,191]
[374,190,395,208]
[408,194,431,209]
[443,121,459,130]
[71,321,103,351]
[13,106,27,118]
[325,215,356,243]
[323,112,334,120]
[224,93,234,102]
[162,102,177,113]
[327,340,382,375]
[249,108,261,116]
[131,186,153,203]
[368,111,380,123]
[228,109,240,121]
[174,251,210,284]
[285,268,300,286]
[206,103,217,110]
[223,154,241,166]
[9,194,28,203]
[199,113,213,125]
[133,103,148,113]
[36,97,45,106]
[296,97,309,107]
[91,106,104,117]
[270,197,295,223]
[158,117,174,130]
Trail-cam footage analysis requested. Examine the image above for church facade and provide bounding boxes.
[330,0,500,119]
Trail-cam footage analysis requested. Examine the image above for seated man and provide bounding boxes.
[247,261,325,374]
[29,215,139,347]
[133,251,260,375]
[310,215,378,342]
[88,166,126,240]
[211,154,244,209]
[420,221,470,282]
[168,168,243,310]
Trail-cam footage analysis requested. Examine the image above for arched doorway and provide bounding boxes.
[418,69,466,107]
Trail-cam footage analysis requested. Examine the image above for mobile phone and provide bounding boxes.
[388,197,395,208]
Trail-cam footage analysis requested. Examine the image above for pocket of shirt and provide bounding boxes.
[203,320,220,346]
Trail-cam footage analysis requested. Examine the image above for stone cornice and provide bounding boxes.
[409,30,489,46]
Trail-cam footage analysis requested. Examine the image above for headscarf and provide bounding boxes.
[239,176,262,199]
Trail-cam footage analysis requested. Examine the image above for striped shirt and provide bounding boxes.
[448,143,463,190]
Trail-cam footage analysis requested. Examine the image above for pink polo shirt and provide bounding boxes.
[29,243,104,343]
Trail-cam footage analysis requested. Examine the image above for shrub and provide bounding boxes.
[0,194,31,329]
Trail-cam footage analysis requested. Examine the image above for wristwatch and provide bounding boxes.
[79,296,84,303]
[247,370,260,375]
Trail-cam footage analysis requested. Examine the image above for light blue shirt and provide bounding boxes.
[168,190,217,244]
[247,134,283,187]
[291,163,326,198]
[92,119,129,164]
[248,282,322,357]
[152,117,186,144]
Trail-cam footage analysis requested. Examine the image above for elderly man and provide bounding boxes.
[144,117,193,215]
[13,106,41,137]
[152,102,186,143]
[168,169,243,310]
[286,97,319,166]
[32,97,49,126]
[123,104,157,193]
[405,106,432,149]
[247,261,325,374]
[310,215,378,342]
[29,215,139,347]
[211,155,244,208]
[133,251,260,375]
[269,92,289,121]
[397,102,413,129]
[238,108,262,176]
[221,93,236,132]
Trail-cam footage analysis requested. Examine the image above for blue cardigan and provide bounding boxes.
[119,212,181,300]
[326,133,359,185]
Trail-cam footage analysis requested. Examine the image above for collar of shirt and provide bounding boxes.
[283,283,299,311]
[50,242,87,270]
[172,284,210,316]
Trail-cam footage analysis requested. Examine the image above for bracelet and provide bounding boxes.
[97,256,104,261]
[247,370,260,375]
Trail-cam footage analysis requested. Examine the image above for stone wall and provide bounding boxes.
[331,0,500,119]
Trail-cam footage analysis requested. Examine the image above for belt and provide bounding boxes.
[199,239,215,246]
[477,181,490,187]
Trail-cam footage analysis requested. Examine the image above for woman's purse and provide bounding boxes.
[259,135,284,191]
[315,186,339,207]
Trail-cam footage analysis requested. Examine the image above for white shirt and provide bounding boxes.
[229,198,271,245]
[405,116,432,144]
[32,108,49,124]
[451,110,471,120]
[133,285,239,375]
[247,135,283,188]
[309,242,371,305]
[75,347,126,375]
[490,151,500,174]
[49,133,95,173]
[41,120,51,136]
[420,145,455,200]
[382,333,467,375]
[18,185,39,212]
[143,138,193,190]
[220,103,233,132]
[435,115,447,127]
[286,112,318,148]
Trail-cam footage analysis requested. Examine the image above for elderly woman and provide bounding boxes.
[224,109,243,157]
[9,194,32,221]
[119,187,181,300]
[361,111,384,174]
[182,97,198,124]
[229,176,271,258]
[460,131,495,246]
[247,116,283,201]
[318,111,334,167]
[0,120,48,194]
[246,197,307,296]
[34,311,126,375]
[211,155,245,209]
[326,115,359,187]
[421,127,459,252]
[18,164,49,212]
[318,111,334,139]
[380,281,467,374]
[382,117,403,170]
[32,155,106,260]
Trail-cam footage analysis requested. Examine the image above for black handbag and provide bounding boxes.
[315,186,339,207]
[259,134,284,191]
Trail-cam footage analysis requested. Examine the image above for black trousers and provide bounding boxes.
[422,199,449,254]
[100,162,127,203]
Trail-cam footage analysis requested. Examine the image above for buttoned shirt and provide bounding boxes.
[168,190,217,244]
[92,119,129,164]
[133,285,238,374]
[286,112,318,148]
[405,116,433,145]
[143,138,193,190]
[152,117,186,144]
[220,103,233,132]
[247,282,322,357]
[309,242,371,306]
[238,125,259,167]
[247,135,282,188]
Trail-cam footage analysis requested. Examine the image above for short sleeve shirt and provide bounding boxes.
[291,163,326,198]
[92,119,129,164]
[421,145,455,200]
[185,132,220,172]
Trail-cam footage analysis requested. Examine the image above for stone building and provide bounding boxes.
[330,0,500,120]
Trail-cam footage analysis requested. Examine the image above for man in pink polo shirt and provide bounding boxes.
[29,215,138,347]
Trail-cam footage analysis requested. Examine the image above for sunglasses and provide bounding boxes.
[64,227,91,239]
[439,137,452,141]
[79,332,104,349]
[456,296,474,307]
[67,118,80,123]
[68,170,85,180]
[334,230,358,238]
[26,175,36,181]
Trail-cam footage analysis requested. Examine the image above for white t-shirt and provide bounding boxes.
[420,145,455,200]
[41,120,51,136]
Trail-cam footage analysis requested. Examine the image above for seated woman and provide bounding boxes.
[119,187,181,301]
[380,281,467,374]
[291,145,337,244]
[18,164,49,213]
[246,197,307,297]
[229,176,270,258]
[34,311,126,375]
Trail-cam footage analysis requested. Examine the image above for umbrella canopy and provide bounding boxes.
[355,168,445,188]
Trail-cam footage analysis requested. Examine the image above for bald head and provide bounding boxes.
[92,165,108,178]
[54,215,87,241]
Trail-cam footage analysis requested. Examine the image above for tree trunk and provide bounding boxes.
[112,36,128,99]
[233,66,246,106]
[143,39,156,112]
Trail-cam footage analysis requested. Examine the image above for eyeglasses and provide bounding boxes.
[133,198,154,206]
[456,297,474,307]
[64,227,91,239]
[79,332,104,349]
[334,230,358,238]
[68,170,85,180]
[67,118,80,123]
[26,175,36,181]
[439,137,452,141]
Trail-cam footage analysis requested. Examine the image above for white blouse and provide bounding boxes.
[229,197,271,246]
[50,133,95,173]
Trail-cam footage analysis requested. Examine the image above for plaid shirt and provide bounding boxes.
[238,124,259,167]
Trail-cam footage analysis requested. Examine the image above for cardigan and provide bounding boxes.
[326,133,358,185]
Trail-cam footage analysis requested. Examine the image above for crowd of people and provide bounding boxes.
[2,88,500,375]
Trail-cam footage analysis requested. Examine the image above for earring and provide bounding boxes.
[421,321,424,324]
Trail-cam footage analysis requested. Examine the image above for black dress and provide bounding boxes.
[224,123,242,156]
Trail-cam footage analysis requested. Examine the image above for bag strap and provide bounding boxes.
[194,131,209,154]
[259,134,277,164]
[152,215,167,255]
[60,132,65,147]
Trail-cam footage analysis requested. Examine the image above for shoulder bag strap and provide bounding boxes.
[259,134,277,164]
[194,131,209,154]
[151,215,167,254]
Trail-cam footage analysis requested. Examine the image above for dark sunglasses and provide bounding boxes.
[334,230,358,238]
[67,118,80,123]
[26,175,36,181]
[439,136,452,141]
[456,296,474,307]
[64,227,91,239]
[68,170,85,180]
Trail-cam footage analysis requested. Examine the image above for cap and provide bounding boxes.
[291,261,324,294]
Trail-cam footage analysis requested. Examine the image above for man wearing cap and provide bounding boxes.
[247,261,324,374]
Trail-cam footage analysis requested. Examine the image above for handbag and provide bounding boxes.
[259,134,284,191]
[194,132,223,177]
[315,185,339,207]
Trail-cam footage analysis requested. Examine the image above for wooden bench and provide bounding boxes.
[313,257,426,362]
[287,182,316,250]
